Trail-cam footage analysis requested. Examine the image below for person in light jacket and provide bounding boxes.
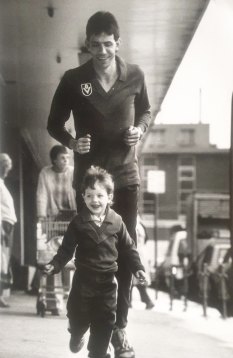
[0,153,17,307]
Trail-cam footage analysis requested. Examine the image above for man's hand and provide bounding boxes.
[42,264,55,276]
[123,126,143,146]
[69,134,91,154]
[135,270,148,286]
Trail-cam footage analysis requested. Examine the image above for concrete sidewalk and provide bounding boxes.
[0,290,156,358]
[1,289,233,358]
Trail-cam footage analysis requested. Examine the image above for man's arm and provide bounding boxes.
[47,72,74,147]
[124,70,151,146]
[47,72,92,153]
[134,70,151,136]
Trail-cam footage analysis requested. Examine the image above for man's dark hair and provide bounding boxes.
[86,11,120,41]
[50,145,69,163]
[81,166,114,196]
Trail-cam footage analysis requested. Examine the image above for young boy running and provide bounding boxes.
[43,166,146,358]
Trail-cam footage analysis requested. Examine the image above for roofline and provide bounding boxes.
[192,192,230,199]
[141,148,229,154]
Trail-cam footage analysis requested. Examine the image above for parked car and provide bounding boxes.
[157,230,188,296]
[188,238,231,308]
[214,248,233,316]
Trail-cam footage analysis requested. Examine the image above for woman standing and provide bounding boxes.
[0,153,17,307]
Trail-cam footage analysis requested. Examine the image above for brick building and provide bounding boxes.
[139,123,229,245]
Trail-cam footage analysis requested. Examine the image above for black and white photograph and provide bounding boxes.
[0,1,233,357]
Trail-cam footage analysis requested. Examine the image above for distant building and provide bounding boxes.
[139,123,229,240]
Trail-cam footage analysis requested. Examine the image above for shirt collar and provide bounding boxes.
[80,205,114,224]
[90,213,106,226]
[86,55,127,82]
[116,56,127,82]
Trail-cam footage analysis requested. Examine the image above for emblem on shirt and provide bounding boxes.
[81,83,92,96]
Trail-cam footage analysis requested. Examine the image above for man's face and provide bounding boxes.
[86,32,120,69]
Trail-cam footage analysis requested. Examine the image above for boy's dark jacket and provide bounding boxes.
[50,206,144,275]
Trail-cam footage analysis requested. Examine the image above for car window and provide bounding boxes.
[217,248,229,264]
[202,246,213,265]
[178,239,188,255]
[223,249,232,263]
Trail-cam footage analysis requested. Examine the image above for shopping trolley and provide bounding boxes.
[36,219,75,317]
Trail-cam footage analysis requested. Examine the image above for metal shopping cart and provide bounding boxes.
[36,219,75,317]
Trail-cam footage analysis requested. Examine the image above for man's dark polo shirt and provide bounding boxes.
[47,56,151,189]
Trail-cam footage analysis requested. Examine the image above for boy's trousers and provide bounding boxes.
[67,269,117,357]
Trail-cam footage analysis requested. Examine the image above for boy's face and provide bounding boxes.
[86,32,120,69]
[53,153,70,172]
[82,182,113,217]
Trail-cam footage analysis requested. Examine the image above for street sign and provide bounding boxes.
[147,170,165,194]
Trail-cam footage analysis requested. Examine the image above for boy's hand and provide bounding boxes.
[135,270,148,286]
[42,264,55,276]
[124,126,143,146]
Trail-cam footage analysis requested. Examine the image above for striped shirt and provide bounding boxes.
[36,165,76,218]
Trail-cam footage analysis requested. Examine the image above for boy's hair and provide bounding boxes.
[49,145,69,163]
[81,166,114,196]
[86,11,120,41]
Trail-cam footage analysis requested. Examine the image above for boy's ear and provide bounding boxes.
[108,193,113,203]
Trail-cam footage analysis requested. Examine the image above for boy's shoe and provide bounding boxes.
[111,328,135,358]
[69,335,85,353]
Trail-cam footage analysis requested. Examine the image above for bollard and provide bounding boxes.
[154,264,159,300]
[201,263,209,317]
[169,265,176,311]
[183,258,189,312]
[218,263,228,319]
